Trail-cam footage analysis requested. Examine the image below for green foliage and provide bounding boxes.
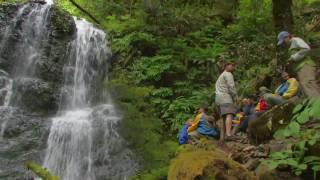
[131,55,172,83]
[229,0,273,38]
[103,15,144,33]
[55,0,319,178]
[264,98,320,178]
[0,0,26,4]
[163,88,214,133]
[108,70,178,177]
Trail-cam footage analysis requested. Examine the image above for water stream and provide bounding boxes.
[0,0,53,138]
[42,18,138,180]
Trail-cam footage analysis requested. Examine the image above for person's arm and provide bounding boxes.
[282,78,299,99]
[224,72,237,100]
[187,113,202,132]
[290,48,310,62]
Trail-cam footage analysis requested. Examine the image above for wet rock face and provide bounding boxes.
[0,3,76,114]
[36,5,76,85]
[0,107,49,180]
[0,4,26,72]
[11,77,59,114]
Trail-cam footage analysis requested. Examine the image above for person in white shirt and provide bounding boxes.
[277,31,320,97]
[215,62,238,141]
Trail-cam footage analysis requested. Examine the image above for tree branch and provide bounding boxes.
[69,0,100,24]
[26,161,59,180]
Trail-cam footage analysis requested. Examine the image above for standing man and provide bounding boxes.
[215,62,238,141]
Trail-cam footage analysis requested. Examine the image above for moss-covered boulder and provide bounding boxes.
[168,143,257,180]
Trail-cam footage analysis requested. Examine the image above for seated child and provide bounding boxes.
[197,115,220,138]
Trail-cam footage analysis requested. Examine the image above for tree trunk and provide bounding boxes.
[272,0,294,72]
[272,0,294,33]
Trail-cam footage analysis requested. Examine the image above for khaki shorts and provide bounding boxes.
[218,103,237,116]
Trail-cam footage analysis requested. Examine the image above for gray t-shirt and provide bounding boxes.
[215,71,237,105]
[289,37,311,61]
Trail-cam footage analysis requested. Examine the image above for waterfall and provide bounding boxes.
[0,0,138,178]
[43,18,138,180]
[0,1,53,137]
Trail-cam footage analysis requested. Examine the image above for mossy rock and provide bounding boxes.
[49,5,76,38]
[168,144,256,180]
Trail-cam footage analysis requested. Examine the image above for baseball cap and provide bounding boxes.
[277,31,290,45]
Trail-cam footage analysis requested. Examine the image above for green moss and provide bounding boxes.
[0,0,27,4]
[26,161,59,180]
[50,5,75,35]
[168,141,257,180]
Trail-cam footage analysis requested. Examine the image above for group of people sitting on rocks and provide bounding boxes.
[179,30,316,144]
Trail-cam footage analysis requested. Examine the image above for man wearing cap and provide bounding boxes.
[215,62,238,141]
[277,31,320,97]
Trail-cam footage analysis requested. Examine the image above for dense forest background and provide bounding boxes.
[54,0,320,178]
[1,0,319,179]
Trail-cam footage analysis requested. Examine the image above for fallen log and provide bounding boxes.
[25,161,59,180]
[247,102,296,145]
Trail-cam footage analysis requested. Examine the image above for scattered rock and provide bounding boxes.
[244,158,260,171]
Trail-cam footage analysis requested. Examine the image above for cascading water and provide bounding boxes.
[0,0,53,136]
[0,0,137,178]
[0,0,58,177]
[43,18,138,180]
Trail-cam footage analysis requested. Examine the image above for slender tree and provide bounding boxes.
[272,0,294,73]
[272,0,294,32]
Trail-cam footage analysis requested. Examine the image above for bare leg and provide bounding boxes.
[218,118,225,142]
[232,125,238,135]
[226,114,233,136]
